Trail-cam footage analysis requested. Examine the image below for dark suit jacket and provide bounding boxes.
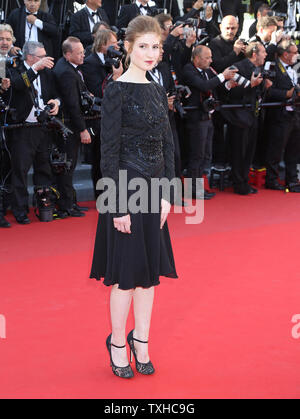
[9,62,59,123]
[81,52,108,98]
[69,6,110,48]
[265,60,296,122]
[53,57,88,133]
[209,35,244,73]
[183,62,224,122]
[102,0,119,26]
[7,6,57,57]
[116,2,159,28]
[146,61,175,95]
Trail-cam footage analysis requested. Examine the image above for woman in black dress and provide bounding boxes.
[90,15,178,378]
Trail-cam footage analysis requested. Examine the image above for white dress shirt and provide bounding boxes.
[25,9,44,43]
[86,6,101,32]
[24,61,45,122]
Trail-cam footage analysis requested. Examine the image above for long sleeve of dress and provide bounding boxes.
[100,82,123,215]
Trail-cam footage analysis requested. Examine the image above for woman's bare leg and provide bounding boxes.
[110,284,133,367]
[132,286,155,363]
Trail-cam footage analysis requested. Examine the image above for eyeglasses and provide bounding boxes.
[31,54,47,58]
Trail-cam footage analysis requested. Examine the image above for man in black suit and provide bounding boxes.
[224,42,270,195]
[69,0,109,48]
[249,4,272,38]
[209,15,245,166]
[117,0,158,29]
[183,45,237,199]
[264,40,300,192]
[6,0,57,57]
[53,36,92,217]
[249,15,283,62]
[8,40,60,224]
[81,29,123,198]
[0,24,15,228]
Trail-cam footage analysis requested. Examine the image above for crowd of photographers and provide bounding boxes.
[1,0,300,228]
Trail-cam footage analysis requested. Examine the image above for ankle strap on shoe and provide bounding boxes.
[133,337,148,344]
[110,342,126,349]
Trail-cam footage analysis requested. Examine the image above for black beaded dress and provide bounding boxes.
[90,81,178,290]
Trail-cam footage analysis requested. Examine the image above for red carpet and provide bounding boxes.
[1,188,300,399]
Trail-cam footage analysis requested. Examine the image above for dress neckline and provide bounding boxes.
[115,80,152,85]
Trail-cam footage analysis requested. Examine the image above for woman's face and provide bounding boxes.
[126,32,161,71]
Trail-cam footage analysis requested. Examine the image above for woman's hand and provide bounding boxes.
[160,198,171,230]
[113,214,131,234]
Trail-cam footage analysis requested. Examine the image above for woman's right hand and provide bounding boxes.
[113,214,131,234]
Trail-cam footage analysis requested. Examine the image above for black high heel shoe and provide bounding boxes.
[106,334,134,379]
[127,330,155,375]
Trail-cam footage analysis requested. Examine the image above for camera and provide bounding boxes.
[33,186,58,222]
[253,62,276,82]
[50,146,72,175]
[105,42,126,70]
[35,103,73,137]
[111,26,127,41]
[285,30,300,40]
[238,38,249,46]
[169,85,191,118]
[202,1,219,11]
[80,91,102,115]
[229,66,251,88]
[0,50,23,78]
[148,6,165,16]
[202,97,220,113]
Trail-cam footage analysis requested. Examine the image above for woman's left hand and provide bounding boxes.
[160,198,171,229]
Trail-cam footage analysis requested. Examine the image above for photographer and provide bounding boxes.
[209,15,245,73]
[53,36,92,217]
[209,15,245,167]
[69,0,110,49]
[224,42,270,195]
[6,0,58,57]
[8,40,59,224]
[81,29,123,198]
[162,18,197,84]
[264,40,300,192]
[183,45,237,199]
[117,1,160,29]
[249,3,271,38]
[0,24,15,228]
[249,15,284,61]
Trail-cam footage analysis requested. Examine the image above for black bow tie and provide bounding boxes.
[140,4,149,10]
[91,11,98,16]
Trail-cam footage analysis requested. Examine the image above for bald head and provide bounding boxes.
[220,15,239,41]
[192,45,212,69]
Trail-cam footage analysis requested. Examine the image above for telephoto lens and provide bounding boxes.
[229,66,251,88]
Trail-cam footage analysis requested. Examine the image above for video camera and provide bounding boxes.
[80,91,102,115]
[35,103,73,138]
